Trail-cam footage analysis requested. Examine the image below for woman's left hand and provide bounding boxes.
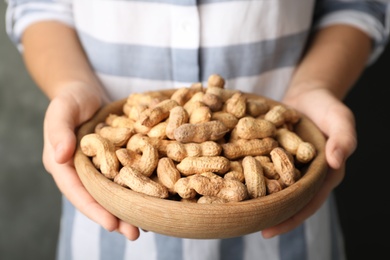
[261,87,357,238]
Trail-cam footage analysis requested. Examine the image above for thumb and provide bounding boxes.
[44,97,78,164]
[323,105,357,169]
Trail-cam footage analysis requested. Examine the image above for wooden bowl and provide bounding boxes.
[74,90,327,239]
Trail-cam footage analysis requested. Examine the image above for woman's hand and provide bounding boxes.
[41,82,141,240]
[261,87,357,238]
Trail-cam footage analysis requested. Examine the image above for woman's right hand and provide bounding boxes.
[41,82,141,240]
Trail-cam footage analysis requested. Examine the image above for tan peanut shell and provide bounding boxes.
[97,126,133,147]
[114,166,169,199]
[222,137,278,160]
[224,92,247,118]
[173,121,229,143]
[270,147,296,186]
[138,99,179,127]
[207,74,225,88]
[296,142,316,163]
[166,141,222,162]
[157,157,181,193]
[242,156,266,198]
[275,128,303,154]
[80,133,119,179]
[235,117,276,140]
[176,156,230,176]
[166,106,189,140]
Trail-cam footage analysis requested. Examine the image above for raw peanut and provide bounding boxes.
[114,166,169,199]
[200,171,222,179]
[294,168,302,180]
[202,92,223,112]
[211,111,238,130]
[224,92,246,118]
[97,126,133,147]
[132,135,175,157]
[138,99,179,127]
[94,122,107,133]
[133,143,159,177]
[242,156,266,198]
[174,177,197,199]
[147,121,168,139]
[224,160,245,182]
[254,156,280,179]
[176,156,230,176]
[182,92,205,115]
[222,137,278,160]
[296,142,316,163]
[183,92,204,109]
[190,82,204,92]
[152,139,175,157]
[264,105,301,127]
[133,120,152,135]
[126,134,159,176]
[189,106,212,124]
[91,156,101,169]
[246,98,269,117]
[173,121,229,143]
[265,177,283,194]
[190,174,248,202]
[116,148,141,166]
[166,106,189,139]
[264,105,287,127]
[127,104,148,121]
[80,133,119,179]
[191,173,225,195]
[270,147,296,186]
[156,157,181,193]
[122,102,132,117]
[197,196,228,204]
[207,74,225,88]
[235,117,276,139]
[284,108,301,124]
[126,92,168,107]
[126,133,150,152]
[183,100,206,116]
[205,86,238,102]
[275,128,303,154]
[166,141,222,161]
[170,87,199,106]
[217,179,248,202]
[106,114,134,129]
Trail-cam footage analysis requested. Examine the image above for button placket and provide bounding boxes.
[170,5,200,83]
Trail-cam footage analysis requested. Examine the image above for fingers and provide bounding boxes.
[261,166,345,238]
[48,159,120,231]
[116,221,141,241]
[44,97,78,164]
[322,104,357,169]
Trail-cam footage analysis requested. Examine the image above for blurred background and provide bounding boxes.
[1,1,389,259]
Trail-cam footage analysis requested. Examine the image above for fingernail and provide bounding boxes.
[333,148,344,169]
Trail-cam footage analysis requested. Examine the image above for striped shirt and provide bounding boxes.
[6,1,390,260]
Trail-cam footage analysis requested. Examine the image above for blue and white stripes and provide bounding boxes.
[6,0,390,100]
[5,1,390,259]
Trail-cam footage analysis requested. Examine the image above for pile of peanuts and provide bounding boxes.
[80,74,316,203]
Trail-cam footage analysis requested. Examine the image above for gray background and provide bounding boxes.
[0,2,61,260]
[1,1,389,259]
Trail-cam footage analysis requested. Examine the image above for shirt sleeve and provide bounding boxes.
[313,0,390,64]
[5,0,74,52]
